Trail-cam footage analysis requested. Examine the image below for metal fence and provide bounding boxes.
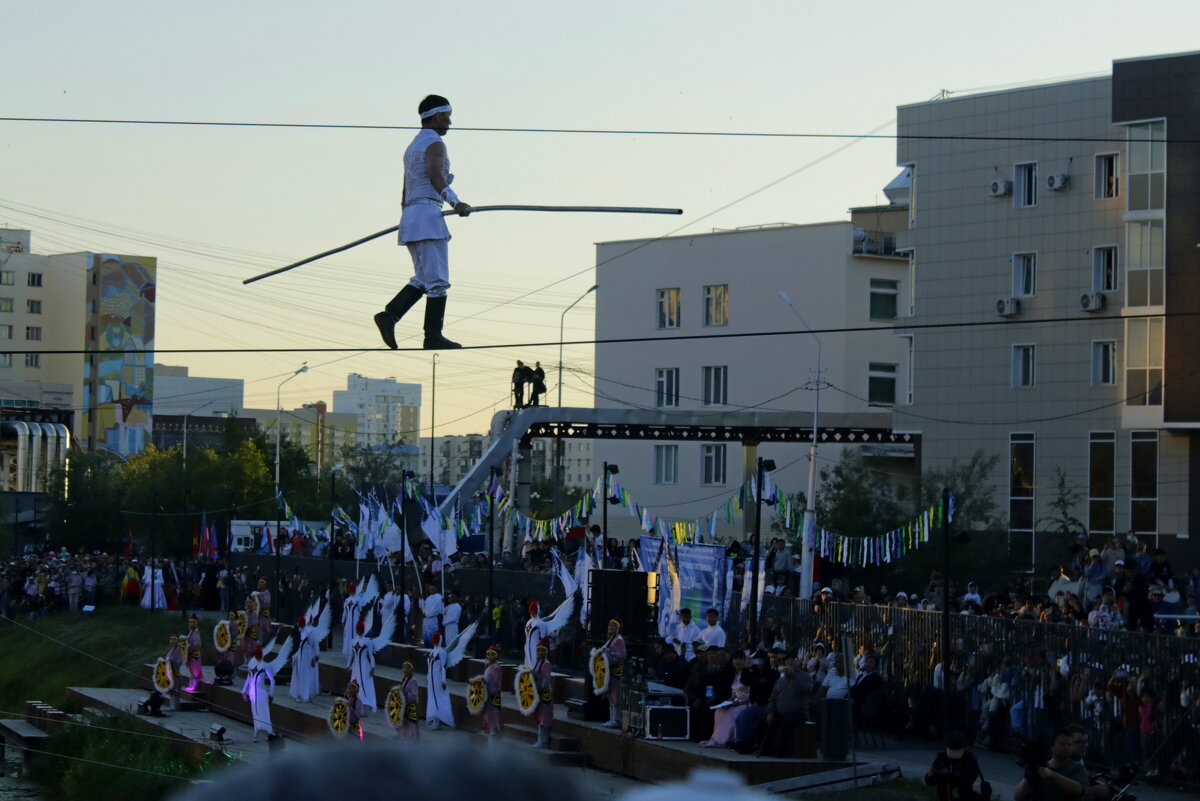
[741,595,1200,782]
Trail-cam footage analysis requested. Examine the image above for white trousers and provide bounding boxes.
[406,239,450,297]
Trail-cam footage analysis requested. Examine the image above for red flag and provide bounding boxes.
[191,522,200,558]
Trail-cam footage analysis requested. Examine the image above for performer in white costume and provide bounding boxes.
[140,561,167,610]
[443,592,462,645]
[373,93,471,351]
[241,637,292,742]
[421,582,443,646]
[290,597,330,703]
[425,618,479,729]
[347,606,394,713]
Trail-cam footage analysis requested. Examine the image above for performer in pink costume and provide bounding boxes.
[601,617,627,728]
[253,577,272,639]
[239,595,260,663]
[184,614,204,693]
[482,644,504,740]
[391,660,420,741]
[531,640,554,749]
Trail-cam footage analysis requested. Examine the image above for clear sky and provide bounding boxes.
[2,1,1196,436]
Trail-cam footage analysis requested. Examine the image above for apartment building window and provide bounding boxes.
[26,299,41,314]
[0,298,11,312]
[701,444,727,485]
[27,273,43,288]
[1095,153,1120,199]
[1125,318,1163,406]
[868,363,897,405]
[1010,433,1035,532]
[701,365,727,406]
[1012,345,1036,388]
[657,288,681,329]
[1130,431,1158,533]
[1127,121,1165,212]
[0,272,12,286]
[1126,220,1163,307]
[1012,253,1037,297]
[24,354,39,368]
[655,367,679,407]
[869,279,899,320]
[703,284,728,326]
[25,327,41,341]
[1088,432,1115,533]
[654,444,678,484]
[0,325,11,340]
[1092,246,1118,293]
[1014,162,1038,208]
[1091,341,1117,386]
[0,353,10,368]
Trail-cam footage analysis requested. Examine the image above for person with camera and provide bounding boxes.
[925,730,988,801]
[1015,729,1089,801]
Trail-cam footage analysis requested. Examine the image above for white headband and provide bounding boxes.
[420,104,452,119]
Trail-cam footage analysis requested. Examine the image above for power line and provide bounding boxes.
[0,116,1189,144]
[9,309,1183,355]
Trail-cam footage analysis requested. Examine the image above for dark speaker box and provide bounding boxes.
[588,570,652,641]
[644,705,689,740]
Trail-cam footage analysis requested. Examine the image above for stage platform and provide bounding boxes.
[96,638,852,786]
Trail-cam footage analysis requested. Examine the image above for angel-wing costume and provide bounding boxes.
[348,604,395,712]
[243,636,294,738]
[425,619,478,728]
[290,596,330,702]
[523,596,575,668]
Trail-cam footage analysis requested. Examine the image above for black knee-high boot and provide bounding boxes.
[374,285,424,349]
[422,295,462,349]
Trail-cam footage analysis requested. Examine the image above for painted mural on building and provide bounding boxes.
[82,253,156,456]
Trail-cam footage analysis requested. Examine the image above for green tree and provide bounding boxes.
[815,455,910,537]
[528,474,585,519]
[919,450,1003,532]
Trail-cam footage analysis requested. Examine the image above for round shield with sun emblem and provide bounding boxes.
[466,676,486,715]
[153,657,174,692]
[235,610,249,636]
[514,667,539,716]
[213,620,232,653]
[589,647,610,696]
[386,686,406,726]
[327,697,350,738]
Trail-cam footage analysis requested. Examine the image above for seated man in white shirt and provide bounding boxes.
[672,608,702,662]
[700,608,726,649]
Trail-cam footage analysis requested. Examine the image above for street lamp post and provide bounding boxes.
[274,362,308,595]
[778,292,822,601]
[749,457,776,647]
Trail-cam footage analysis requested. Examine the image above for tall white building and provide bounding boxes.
[332,373,421,447]
[592,217,911,539]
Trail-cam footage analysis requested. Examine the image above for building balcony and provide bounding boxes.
[852,228,903,258]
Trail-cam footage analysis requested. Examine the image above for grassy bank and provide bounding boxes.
[1,606,208,801]
[0,605,190,713]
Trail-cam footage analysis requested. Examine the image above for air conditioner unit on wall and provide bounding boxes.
[996,298,1020,317]
[1046,173,1070,191]
[1080,292,1106,312]
[989,178,1012,197]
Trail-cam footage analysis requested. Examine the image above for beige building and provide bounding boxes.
[893,51,1199,561]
